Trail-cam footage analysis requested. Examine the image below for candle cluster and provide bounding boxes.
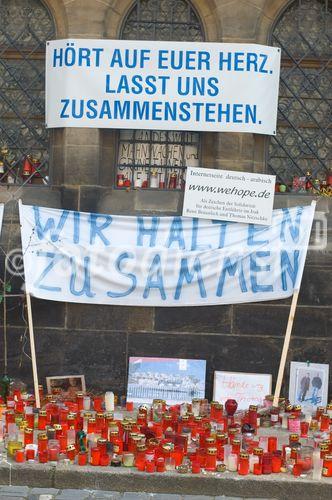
[1,388,332,479]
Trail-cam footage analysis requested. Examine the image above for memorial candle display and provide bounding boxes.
[0,386,331,482]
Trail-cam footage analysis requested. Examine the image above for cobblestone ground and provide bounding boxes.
[0,486,275,500]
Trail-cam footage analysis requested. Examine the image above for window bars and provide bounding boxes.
[116,0,204,190]
[268,0,331,193]
[0,0,55,186]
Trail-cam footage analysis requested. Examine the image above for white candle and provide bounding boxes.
[312,449,322,480]
[105,392,114,412]
[281,413,288,429]
[83,396,90,411]
[227,453,238,472]
[67,429,76,445]
[305,413,312,424]
[249,454,259,472]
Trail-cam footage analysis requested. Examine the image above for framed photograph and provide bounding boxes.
[213,371,272,410]
[46,375,86,399]
[127,357,206,404]
[289,362,329,409]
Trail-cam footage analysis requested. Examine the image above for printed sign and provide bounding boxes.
[182,167,275,225]
[213,371,272,410]
[46,39,281,135]
[19,202,315,307]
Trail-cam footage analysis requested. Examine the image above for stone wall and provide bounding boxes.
[0,0,331,400]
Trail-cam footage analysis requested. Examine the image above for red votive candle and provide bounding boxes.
[93,396,103,412]
[49,447,59,462]
[24,428,34,446]
[100,454,110,466]
[156,457,165,472]
[146,461,155,473]
[253,463,262,475]
[238,452,249,475]
[192,461,201,474]
[78,451,88,466]
[25,412,34,429]
[26,448,35,461]
[136,459,146,471]
[293,463,302,476]
[38,411,47,430]
[15,449,25,463]
[38,450,48,463]
[300,421,309,438]
[58,434,67,453]
[271,455,282,473]
[268,437,277,453]
[91,447,101,466]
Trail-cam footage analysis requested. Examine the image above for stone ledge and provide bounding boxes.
[0,463,331,500]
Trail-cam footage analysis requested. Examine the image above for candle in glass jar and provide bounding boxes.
[227,453,238,472]
[83,396,91,411]
[15,449,25,463]
[78,451,88,466]
[249,454,259,472]
[271,455,282,473]
[38,433,48,453]
[268,436,277,453]
[238,452,249,475]
[320,413,330,432]
[205,447,217,471]
[123,452,135,467]
[66,444,76,462]
[90,447,101,466]
[288,415,300,433]
[24,428,34,447]
[105,392,114,412]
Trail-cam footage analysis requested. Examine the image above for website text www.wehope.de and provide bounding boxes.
[188,183,271,199]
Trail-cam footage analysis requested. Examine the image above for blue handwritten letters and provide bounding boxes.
[46,40,281,135]
[19,204,314,306]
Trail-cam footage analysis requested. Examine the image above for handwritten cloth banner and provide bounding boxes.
[19,202,314,307]
[46,39,280,135]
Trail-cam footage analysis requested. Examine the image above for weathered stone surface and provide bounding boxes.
[0,485,29,495]
[66,304,154,333]
[233,304,331,338]
[154,306,232,334]
[299,267,332,306]
[60,187,79,211]
[134,191,180,213]
[62,330,128,394]
[1,464,332,499]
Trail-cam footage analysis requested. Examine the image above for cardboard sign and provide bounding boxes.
[213,371,272,409]
[46,39,280,135]
[182,167,275,225]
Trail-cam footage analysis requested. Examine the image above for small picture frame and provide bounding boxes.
[46,375,86,399]
[289,362,329,410]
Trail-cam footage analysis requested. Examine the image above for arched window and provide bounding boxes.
[268,0,331,191]
[116,0,204,190]
[0,0,55,185]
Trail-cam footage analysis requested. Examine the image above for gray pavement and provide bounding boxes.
[0,486,273,500]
